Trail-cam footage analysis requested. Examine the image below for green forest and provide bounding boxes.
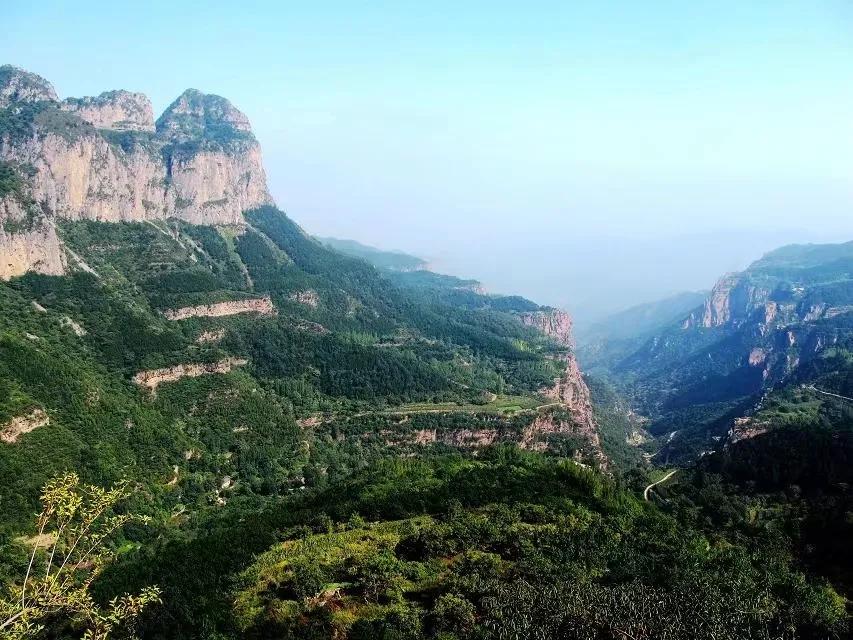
[0,208,851,639]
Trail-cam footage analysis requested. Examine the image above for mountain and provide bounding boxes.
[0,66,847,639]
[577,290,708,373]
[597,241,853,461]
[0,65,611,531]
[0,65,271,279]
[318,237,428,272]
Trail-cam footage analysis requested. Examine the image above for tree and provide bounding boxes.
[0,473,161,639]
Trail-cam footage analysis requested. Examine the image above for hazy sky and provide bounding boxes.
[4,1,853,321]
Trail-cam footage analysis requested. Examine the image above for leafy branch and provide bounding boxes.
[0,473,161,639]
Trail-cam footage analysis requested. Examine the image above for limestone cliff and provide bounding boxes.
[0,194,66,278]
[518,308,574,347]
[518,307,603,462]
[61,90,155,131]
[0,66,57,107]
[162,296,276,321]
[0,66,274,278]
[132,358,248,392]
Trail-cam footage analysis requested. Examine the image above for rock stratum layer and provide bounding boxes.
[162,296,276,321]
[132,358,248,391]
[0,65,273,279]
[518,308,574,348]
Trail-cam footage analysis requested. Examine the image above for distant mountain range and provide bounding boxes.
[0,65,850,639]
[584,240,853,462]
[317,237,428,272]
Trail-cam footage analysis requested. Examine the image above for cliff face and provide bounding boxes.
[685,273,771,329]
[162,296,276,321]
[519,308,574,347]
[518,307,603,463]
[0,66,273,278]
[0,195,66,278]
[61,90,155,132]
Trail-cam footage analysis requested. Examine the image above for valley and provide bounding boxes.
[0,65,850,639]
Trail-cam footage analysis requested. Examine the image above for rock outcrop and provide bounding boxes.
[692,273,771,328]
[519,306,604,463]
[61,90,155,131]
[1,408,50,443]
[196,329,226,344]
[518,308,574,347]
[0,216,66,280]
[156,89,252,141]
[288,290,319,308]
[162,296,276,320]
[0,65,57,107]
[543,353,597,433]
[0,67,274,278]
[401,407,604,465]
[132,358,247,391]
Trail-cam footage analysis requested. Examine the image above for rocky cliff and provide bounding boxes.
[517,307,602,461]
[61,90,155,131]
[518,308,574,347]
[0,65,273,278]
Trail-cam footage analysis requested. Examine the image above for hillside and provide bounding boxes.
[0,67,608,534]
[577,290,708,375]
[590,241,853,461]
[318,237,428,272]
[0,65,849,640]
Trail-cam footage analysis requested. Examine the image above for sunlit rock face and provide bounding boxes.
[0,67,274,276]
[518,308,574,347]
[0,65,57,107]
[517,307,604,464]
[61,90,155,132]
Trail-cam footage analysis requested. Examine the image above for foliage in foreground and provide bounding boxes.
[96,450,847,639]
[0,473,160,639]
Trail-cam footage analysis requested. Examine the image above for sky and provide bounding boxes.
[4,1,853,322]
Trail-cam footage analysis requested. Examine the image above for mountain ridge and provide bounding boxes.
[0,65,272,278]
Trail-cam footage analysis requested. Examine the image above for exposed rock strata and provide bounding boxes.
[0,67,274,276]
[132,358,247,391]
[196,329,226,344]
[698,273,771,328]
[1,408,50,443]
[162,296,275,320]
[519,307,603,463]
[288,290,320,308]
[728,416,769,443]
[518,308,574,347]
[403,409,604,464]
[61,90,155,132]
[0,211,66,280]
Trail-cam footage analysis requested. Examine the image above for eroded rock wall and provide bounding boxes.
[162,296,276,320]
[132,358,248,391]
[0,67,274,277]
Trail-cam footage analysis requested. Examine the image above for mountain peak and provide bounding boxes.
[156,88,253,142]
[0,65,58,108]
[61,90,155,132]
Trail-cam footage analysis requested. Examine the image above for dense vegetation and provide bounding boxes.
[89,450,846,639]
[580,242,853,462]
[1,210,851,638]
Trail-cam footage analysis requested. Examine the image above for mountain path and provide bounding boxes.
[806,385,853,403]
[644,469,678,501]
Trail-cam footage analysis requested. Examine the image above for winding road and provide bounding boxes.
[644,469,678,501]
[806,385,853,403]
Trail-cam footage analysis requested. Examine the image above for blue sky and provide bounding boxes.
[4,1,853,319]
